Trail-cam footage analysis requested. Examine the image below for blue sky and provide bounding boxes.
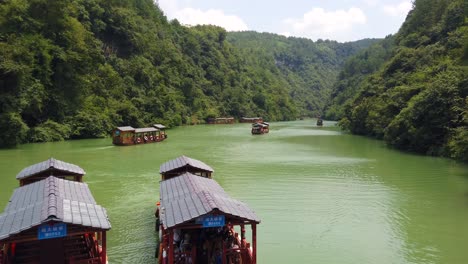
[157,0,413,42]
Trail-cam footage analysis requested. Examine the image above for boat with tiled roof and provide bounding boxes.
[112,124,167,146]
[0,160,110,264]
[155,156,260,264]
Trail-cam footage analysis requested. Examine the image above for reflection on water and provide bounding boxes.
[0,120,468,263]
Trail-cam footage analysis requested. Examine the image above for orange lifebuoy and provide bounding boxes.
[144,136,148,141]
[136,137,142,143]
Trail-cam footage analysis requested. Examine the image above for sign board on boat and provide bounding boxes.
[201,215,225,228]
[38,222,67,240]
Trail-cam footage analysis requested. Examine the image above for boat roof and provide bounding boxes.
[241,117,262,120]
[0,176,111,241]
[153,124,166,129]
[159,155,214,174]
[116,126,135,131]
[16,158,86,180]
[159,172,260,228]
[135,127,158,133]
[252,123,268,128]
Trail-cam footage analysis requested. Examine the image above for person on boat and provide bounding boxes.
[200,243,209,263]
[173,229,182,250]
[181,233,191,251]
[212,247,222,264]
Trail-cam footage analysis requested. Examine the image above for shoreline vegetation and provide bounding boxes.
[0,0,466,162]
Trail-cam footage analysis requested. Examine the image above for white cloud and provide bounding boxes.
[156,0,181,18]
[383,1,412,17]
[174,8,248,31]
[282,7,366,42]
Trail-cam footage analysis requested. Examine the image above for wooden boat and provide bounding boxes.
[112,124,167,146]
[240,117,263,123]
[155,156,260,264]
[0,176,111,264]
[316,116,323,127]
[251,122,269,135]
[206,117,235,124]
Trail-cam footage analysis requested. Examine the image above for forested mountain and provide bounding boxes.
[0,0,374,147]
[326,0,468,161]
[227,32,378,117]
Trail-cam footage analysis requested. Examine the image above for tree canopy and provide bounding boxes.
[0,0,373,147]
[326,0,468,161]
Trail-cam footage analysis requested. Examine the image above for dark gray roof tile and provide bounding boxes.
[0,177,110,241]
[160,156,214,174]
[159,173,259,228]
[16,158,86,180]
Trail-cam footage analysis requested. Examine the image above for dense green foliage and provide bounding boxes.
[227,32,378,117]
[0,0,374,147]
[327,0,468,161]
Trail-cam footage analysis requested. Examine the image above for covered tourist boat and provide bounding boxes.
[0,176,111,264]
[155,156,260,264]
[155,173,260,264]
[251,122,269,135]
[206,117,235,124]
[240,117,263,123]
[316,116,323,127]
[15,157,85,186]
[112,124,167,146]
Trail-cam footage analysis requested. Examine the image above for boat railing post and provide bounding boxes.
[222,237,227,264]
[240,224,245,241]
[101,231,107,264]
[252,224,257,264]
[168,229,174,264]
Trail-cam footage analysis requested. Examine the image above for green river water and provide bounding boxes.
[1,120,468,264]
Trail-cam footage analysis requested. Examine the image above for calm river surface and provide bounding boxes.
[1,120,468,264]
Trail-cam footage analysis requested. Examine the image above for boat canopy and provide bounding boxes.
[16,158,85,180]
[0,176,111,241]
[135,127,159,133]
[159,172,260,229]
[153,124,166,129]
[116,126,135,132]
[159,155,214,174]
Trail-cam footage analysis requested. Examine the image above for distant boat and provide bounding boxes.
[251,122,269,134]
[240,117,263,123]
[112,124,167,145]
[206,117,235,124]
[316,116,323,127]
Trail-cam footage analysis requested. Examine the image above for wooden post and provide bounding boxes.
[168,229,174,264]
[252,224,257,264]
[240,224,245,241]
[101,231,107,264]
[222,238,227,264]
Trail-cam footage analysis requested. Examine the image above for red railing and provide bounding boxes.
[173,247,196,264]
